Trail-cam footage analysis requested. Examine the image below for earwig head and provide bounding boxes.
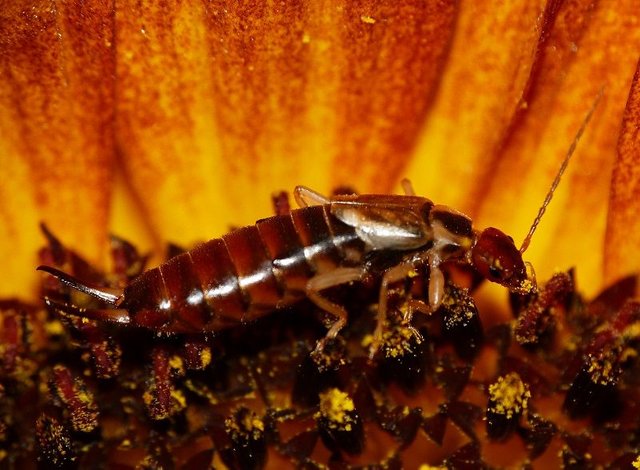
[472,228,529,292]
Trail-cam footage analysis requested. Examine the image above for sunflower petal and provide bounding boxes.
[114,0,456,246]
[449,0,639,296]
[0,1,115,297]
[405,1,640,295]
[604,60,640,284]
[407,0,549,212]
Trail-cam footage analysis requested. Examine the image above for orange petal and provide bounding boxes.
[407,0,549,213]
[475,0,640,296]
[407,1,640,296]
[0,1,115,298]
[113,0,456,247]
[604,59,640,284]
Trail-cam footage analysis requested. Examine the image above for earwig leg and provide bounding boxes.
[403,299,432,342]
[271,191,291,216]
[306,267,365,356]
[44,297,131,324]
[390,300,427,347]
[400,178,416,196]
[294,186,330,208]
[404,299,431,321]
[370,261,418,359]
[428,262,445,311]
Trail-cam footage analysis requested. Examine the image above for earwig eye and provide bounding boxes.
[488,265,502,279]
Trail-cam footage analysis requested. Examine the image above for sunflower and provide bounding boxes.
[0,1,639,468]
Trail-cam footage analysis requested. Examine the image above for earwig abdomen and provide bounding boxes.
[120,205,364,333]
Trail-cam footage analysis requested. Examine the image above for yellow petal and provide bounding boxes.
[409,0,640,297]
[605,59,640,284]
[475,0,640,297]
[113,1,456,248]
[407,0,548,213]
[0,1,115,297]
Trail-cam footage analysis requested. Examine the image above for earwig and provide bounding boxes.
[38,191,524,358]
[38,92,602,359]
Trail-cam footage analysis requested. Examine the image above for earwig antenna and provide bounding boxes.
[519,87,604,254]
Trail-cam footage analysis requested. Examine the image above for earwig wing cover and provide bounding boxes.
[330,195,433,250]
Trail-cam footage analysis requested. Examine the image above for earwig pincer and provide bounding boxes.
[38,92,602,359]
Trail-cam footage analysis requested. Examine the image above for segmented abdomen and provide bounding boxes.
[120,205,364,332]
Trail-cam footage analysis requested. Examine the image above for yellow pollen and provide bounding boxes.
[44,319,65,336]
[200,348,212,368]
[382,324,420,358]
[317,388,356,429]
[170,389,186,410]
[488,372,530,419]
[519,278,536,294]
[225,410,264,441]
[624,321,640,339]
[169,355,184,373]
[587,352,618,385]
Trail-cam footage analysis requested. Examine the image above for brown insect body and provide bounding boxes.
[39,188,527,357]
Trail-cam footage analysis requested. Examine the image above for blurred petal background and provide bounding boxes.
[1,0,639,301]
